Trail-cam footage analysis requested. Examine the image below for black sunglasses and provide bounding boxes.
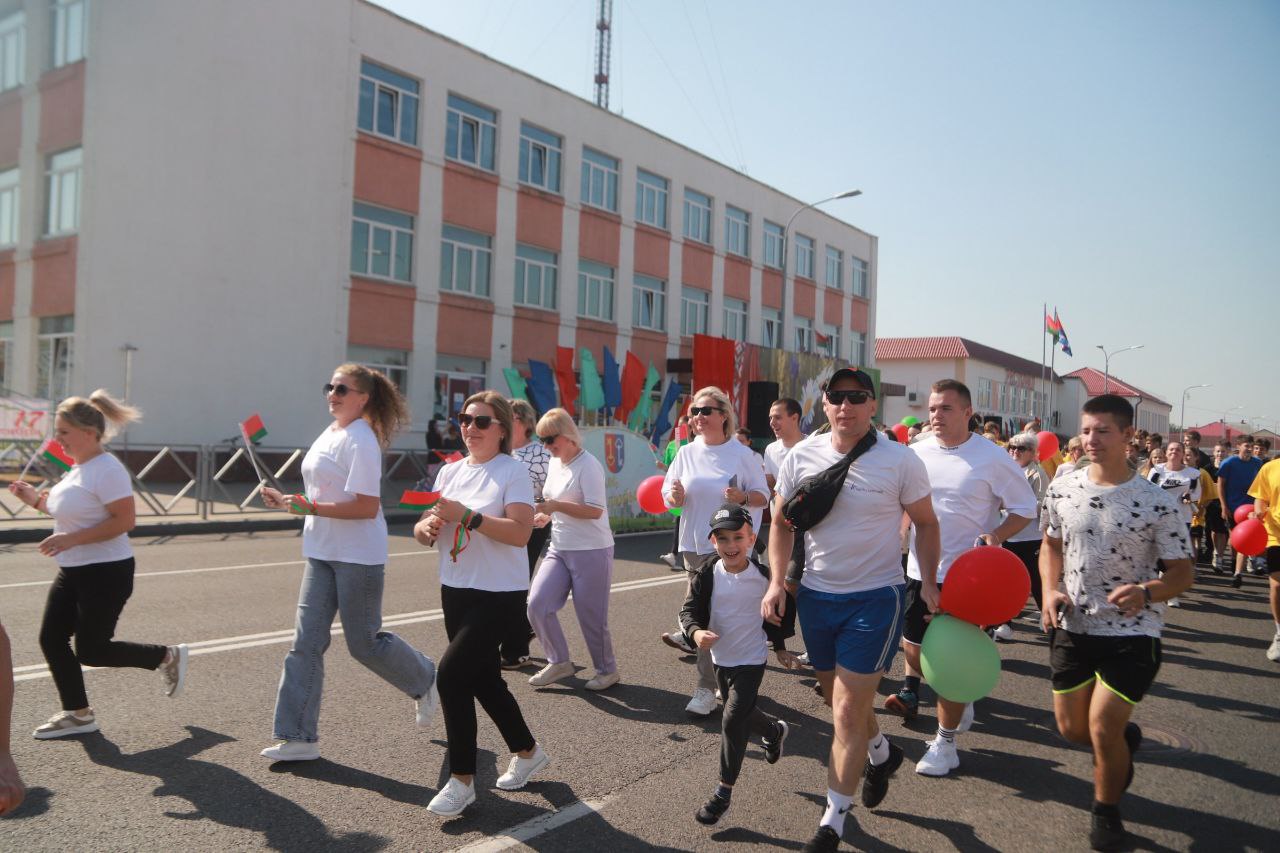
[458,413,495,429]
[324,383,359,397]
[539,434,558,446]
[825,389,873,406]
[689,406,724,417]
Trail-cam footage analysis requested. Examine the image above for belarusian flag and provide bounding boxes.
[1044,312,1061,342]
[240,413,267,444]
[435,450,464,463]
[399,490,441,511]
[42,440,74,472]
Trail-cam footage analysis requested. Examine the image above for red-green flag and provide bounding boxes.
[399,490,441,511]
[434,450,464,463]
[240,413,268,444]
[42,440,74,472]
[1044,312,1061,343]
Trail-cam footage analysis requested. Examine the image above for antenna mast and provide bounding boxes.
[594,0,612,109]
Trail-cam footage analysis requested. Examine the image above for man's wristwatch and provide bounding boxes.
[467,512,484,531]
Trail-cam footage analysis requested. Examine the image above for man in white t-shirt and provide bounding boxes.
[763,398,806,587]
[763,368,941,852]
[889,379,1037,779]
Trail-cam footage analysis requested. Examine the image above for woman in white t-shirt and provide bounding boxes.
[525,408,618,691]
[9,391,187,741]
[414,391,547,817]
[660,386,769,717]
[258,364,437,763]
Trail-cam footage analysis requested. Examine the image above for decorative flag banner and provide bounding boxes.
[399,490,441,511]
[650,380,683,443]
[602,347,622,410]
[555,346,578,417]
[240,413,268,444]
[579,348,606,412]
[527,360,558,414]
[617,351,646,424]
[503,368,528,402]
[434,450,464,463]
[1053,310,1073,357]
[627,362,662,432]
[42,439,74,472]
[692,334,736,400]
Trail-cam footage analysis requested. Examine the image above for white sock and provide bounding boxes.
[820,789,853,832]
[867,733,890,764]
[937,725,957,744]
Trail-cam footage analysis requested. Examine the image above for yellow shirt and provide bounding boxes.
[1042,450,1064,479]
[1192,469,1217,526]
[1246,459,1280,547]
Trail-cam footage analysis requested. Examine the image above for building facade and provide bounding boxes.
[0,0,878,448]
[1056,367,1171,437]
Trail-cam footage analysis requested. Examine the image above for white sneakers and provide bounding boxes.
[529,661,575,687]
[416,679,440,729]
[261,740,321,761]
[428,777,476,816]
[915,737,960,776]
[584,670,620,691]
[159,644,189,697]
[992,624,1015,642]
[686,687,717,716]
[496,744,551,790]
[33,710,99,740]
[1267,632,1280,663]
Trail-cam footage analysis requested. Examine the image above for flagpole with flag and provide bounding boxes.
[1040,302,1049,422]
[238,414,269,486]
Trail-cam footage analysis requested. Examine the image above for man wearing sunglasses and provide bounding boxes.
[764,368,940,852]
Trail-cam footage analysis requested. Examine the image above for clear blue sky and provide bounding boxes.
[376,0,1279,434]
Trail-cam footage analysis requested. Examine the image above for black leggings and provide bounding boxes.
[715,663,778,786]
[438,584,536,776]
[1002,539,1043,614]
[39,557,167,711]
[500,524,551,661]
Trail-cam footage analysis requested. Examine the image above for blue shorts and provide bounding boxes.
[796,584,906,675]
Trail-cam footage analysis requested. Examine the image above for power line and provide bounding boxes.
[679,2,746,172]
[698,0,747,173]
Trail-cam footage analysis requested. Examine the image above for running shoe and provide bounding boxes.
[159,644,189,698]
[796,651,810,666]
[992,624,1015,642]
[861,739,904,808]
[1089,809,1128,851]
[496,744,550,790]
[33,710,99,740]
[260,740,320,761]
[416,679,439,729]
[1231,574,1244,589]
[801,825,842,852]
[695,794,731,825]
[915,737,959,776]
[659,552,679,570]
[584,670,620,691]
[1267,632,1280,663]
[427,777,475,816]
[884,689,919,720]
[685,687,717,716]
[500,655,531,670]
[762,720,789,764]
[528,661,574,687]
[661,631,697,654]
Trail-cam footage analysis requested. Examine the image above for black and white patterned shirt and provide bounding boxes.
[512,442,552,502]
[1042,468,1194,638]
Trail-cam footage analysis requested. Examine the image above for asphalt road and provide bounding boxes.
[0,530,1276,852]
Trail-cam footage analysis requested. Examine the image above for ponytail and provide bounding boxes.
[334,363,410,448]
[57,389,142,442]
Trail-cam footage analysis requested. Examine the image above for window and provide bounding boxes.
[633,275,666,331]
[36,315,73,401]
[349,345,409,396]
[0,168,17,247]
[851,256,869,297]
[45,147,81,236]
[445,94,497,171]
[725,206,750,257]
[434,356,487,421]
[514,244,557,310]
[518,123,562,193]
[850,330,867,366]
[794,234,814,280]
[761,308,781,349]
[351,203,414,283]
[819,324,839,357]
[680,286,708,337]
[580,148,618,212]
[577,260,615,321]
[997,382,1008,412]
[824,246,843,289]
[440,225,492,297]
[723,298,747,342]
[976,377,993,410]
[51,0,85,69]
[763,221,783,269]
[0,12,23,92]
[0,321,12,389]
[683,189,711,243]
[635,170,668,229]
[357,59,419,146]
[794,316,814,353]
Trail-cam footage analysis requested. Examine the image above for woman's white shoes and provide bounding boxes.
[496,744,551,790]
[428,777,476,816]
[260,740,320,761]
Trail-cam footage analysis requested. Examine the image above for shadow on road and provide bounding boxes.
[270,758,433,806]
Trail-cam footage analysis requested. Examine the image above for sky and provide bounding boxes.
[375,0,1279,433]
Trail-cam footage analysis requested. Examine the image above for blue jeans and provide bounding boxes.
[272,558,436,743]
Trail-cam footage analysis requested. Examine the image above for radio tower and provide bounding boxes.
[593,0,612,109]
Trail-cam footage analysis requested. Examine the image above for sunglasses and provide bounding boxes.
[539,434,558,446]
[323,383,360,397]
[825,389,873,406]
[1009,446,1032,453]
[689,406,724,417]
[458,413,496,429]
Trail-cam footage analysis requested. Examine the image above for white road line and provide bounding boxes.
[448,797,612,852]
[12,575,686,682]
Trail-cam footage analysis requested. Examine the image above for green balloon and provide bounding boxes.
[920,614,1001,703]
[901,416,920,427]
[668,506,681,517]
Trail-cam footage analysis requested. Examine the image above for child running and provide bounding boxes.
[679,502,799,826]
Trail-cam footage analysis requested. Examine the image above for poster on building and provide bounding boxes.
[0,397,52,442]
[579,426,673,533]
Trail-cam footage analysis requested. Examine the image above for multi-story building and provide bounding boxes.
[1057,367,1171,437]
[0,0,878,447]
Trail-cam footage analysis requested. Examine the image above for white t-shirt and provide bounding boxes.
[775,431,932,594]
[708,560,770,667]
[1148,464,1201,525]
[907,433,1038,582]
[1052,459,1080,480]
[1042,469,1194,637]
[663,437,769,555]
[46,452,134,567]
[544,448,613,551]
[433,453,535,592]
[300,419,387,565]
[763,438,798,481]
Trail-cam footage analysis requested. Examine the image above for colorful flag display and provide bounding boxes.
[579,348,606,412]
[240,413,268,444]
[602,346,622,410]
[1053,310,1073,357]
[555,347,578,417]
[42,439,74,472]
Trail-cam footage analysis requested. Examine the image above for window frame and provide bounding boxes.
[794,234,815,280]
[349,345,410,397]
[682,188,712,244]
[51,0,85,69]
[0,167,18,248]
[794,316,814,353]
[580,147,619,213]
[357,59,420,147]
[45,147,81,237]
[824,246,843,289]
[514,243,558,311]
[0,11,24,92]
[577,259,615,321]
[518,122,563,194]
[635,169,669,230]
[445,93,498,172]
[762,220,783,269]
[350,202,415,283]
[36,315,73,401]
[851,256,869,297]
[725,205,750,258]
[632,274,667,332]
[680,285,709,337]
[723,297,747,342]
[850,330,867,366]
[761,307,781,349]
[440,224,493,298]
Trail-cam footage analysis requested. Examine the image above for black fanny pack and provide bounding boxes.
[780,428,878,532]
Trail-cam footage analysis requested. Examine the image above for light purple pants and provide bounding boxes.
[528,546,617,675]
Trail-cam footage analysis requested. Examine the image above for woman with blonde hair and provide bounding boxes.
[258,364,437,762]
[525,408,618,690]
[415,390,548,816]
[499,398,552,669]
[9,391,188,740]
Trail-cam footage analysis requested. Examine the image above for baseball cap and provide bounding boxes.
[709,502,753,533]
[824,367,876,397]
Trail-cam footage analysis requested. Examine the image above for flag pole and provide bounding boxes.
[238,424,268,486]
[1048,343,1057,430]
[1040,302,1049,422]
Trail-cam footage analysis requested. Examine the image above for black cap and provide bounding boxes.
[824,367,876,397]
[709,502,753,533]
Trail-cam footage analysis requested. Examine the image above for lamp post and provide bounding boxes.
[1220,404,1245,442]
[781,189,861,352]
[1179,383,1210,438]
[1095,344,1144,394]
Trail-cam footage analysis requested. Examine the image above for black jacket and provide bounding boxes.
[678,553,795,653]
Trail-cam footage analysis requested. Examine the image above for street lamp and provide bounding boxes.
[1179,383,1210,438]
[1220,405,1245,442]
[781,189,862,352]
[1095,344,1144,394]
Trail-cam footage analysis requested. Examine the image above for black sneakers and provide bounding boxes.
[1123,722,1141,791]
[884,689,919,720]
[1090,809,1128,851]
[802,825,842,852]
[763,720,789,764]
[695,794,730,825]
[861,740,904,808]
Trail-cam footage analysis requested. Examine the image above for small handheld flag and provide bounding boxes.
[435,450,464,463]
[237,418,269,485]
[42,440,74,473]
[399,490,441,511]
[240,413,268,444]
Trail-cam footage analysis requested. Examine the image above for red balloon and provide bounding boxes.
[940,546,1032,626]
[1233,504,1254,525]
[1037,431,1060,462]
[892,423,910,443]
[1230,518,1268,557]
[636,475,669,514]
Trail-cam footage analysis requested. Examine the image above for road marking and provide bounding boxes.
[12,575,687,681]
[448,797,612,852]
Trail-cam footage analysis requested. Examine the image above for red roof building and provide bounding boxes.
[1057,367,1172,436]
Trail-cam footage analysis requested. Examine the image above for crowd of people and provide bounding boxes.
[2,364,1277,853]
